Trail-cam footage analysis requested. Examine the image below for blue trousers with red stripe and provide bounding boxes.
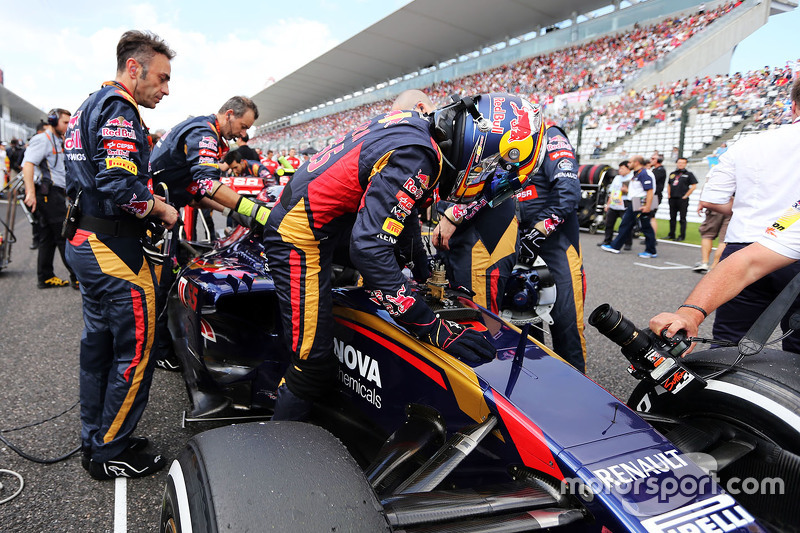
[66,229,158,462]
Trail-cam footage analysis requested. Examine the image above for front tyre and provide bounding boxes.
[160,421,390,533]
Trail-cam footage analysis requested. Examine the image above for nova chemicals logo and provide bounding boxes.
[334,338,382,409]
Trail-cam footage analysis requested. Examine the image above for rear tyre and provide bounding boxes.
[159,421,390,533]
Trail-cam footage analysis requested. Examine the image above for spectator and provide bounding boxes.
[598,160,632,248]
[21,108,77,289]
[649,154,666,235]
[601,154,657,257]
[694,205,731,273]
[666,157,697,241]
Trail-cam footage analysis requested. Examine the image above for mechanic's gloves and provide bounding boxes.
[235,196,271,226]
[371,284,495,363]
[520,226,546,251]
[420,318,496,363]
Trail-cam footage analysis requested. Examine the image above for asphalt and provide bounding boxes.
[0,201,717,532]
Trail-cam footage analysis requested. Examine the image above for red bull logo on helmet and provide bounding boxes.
[508,101,535,143]
[491,96,506,134]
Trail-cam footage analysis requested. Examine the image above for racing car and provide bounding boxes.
[160,225,800,532]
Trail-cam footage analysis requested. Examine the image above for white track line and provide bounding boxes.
[114,477,127,533]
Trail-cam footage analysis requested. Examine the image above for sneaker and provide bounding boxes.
[638,252,658,258]
[70,275,80,291]
[623,244,632,251]
[601,244,620,254]
[82,436,150,470]
[676,236,685,242]
[693,262,709,273]
[155,354,183,372]
[596,241,611,247]
[666,235,676,241]
[87,448,165,480]
[38,276,70,289]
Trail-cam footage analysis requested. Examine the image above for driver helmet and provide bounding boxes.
[433,93,546,206]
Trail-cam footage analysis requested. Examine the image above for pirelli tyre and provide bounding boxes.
[160,421,390,533]
[628,346,800,531]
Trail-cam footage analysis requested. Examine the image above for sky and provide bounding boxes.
[0,0,797,133]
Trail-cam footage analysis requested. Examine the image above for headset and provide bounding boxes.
[46,109,59,127]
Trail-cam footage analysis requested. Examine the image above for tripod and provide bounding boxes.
[0,173,35,271]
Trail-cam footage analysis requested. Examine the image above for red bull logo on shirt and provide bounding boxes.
[105,116,134,129]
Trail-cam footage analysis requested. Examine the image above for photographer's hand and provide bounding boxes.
[650,310,701,354]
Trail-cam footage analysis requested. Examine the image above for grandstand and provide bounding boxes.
[251,0,796,174]
[0,83,43,142]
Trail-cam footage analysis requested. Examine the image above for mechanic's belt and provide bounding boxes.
[77,214,143,238]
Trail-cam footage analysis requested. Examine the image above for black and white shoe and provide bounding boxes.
[155,354,183,372]
[88,448,166,480]
[82,436,150,471]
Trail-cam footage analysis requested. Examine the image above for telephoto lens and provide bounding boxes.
[588,303,653,359]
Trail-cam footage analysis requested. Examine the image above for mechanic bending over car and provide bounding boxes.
[64,31,179,480]
[263,93,546,421]
[148,96,270,371]
[434,116,587,373]
[651,77,800,348]
[222,149,276,188]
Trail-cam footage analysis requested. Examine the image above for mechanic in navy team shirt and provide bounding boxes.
[148,96,270,371]
[64,30,178,481]
[222,149,276,188]
[264,93,546,420]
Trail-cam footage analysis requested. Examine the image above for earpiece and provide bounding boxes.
[47,109,59,127]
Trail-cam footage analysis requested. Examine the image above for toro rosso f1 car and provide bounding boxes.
[161,226,800,533]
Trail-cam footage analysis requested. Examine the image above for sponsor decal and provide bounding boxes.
[376,233,397,244]
[105,116,134,129]
[491,96,506,134]
[105,157,137,175]
[542,215,562,234]
[547,141,572,151]
[68,110,82,129]
[334,338,382,387]
[66,152,86,161]
[198,156,217,165]
[395,191,414,214]
[64,130,82,151]
[391,205,408,222]
[120,193,150,216]
[516,186,538,201]
[106,150,131,158]
[592,448,688,489]
[194,178,215,197]
[200,318,216,343]
[640,494,754,533]
[198,136,218,150]
[198,148,216,157]
[402,176,425,199]
[378,110,411,128]
[101,127,136,140]
[557,158,574,171]
[221,177,262,188]
[335,337,382,408]
[382,217,404,236]
[549,150,574,160]
[768,205,800,233]
[416,170,430,188]
[508,101,533,142]
[369,287,416,316]
[104,139,137,152]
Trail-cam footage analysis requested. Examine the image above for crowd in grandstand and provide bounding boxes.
[253,1,745,149]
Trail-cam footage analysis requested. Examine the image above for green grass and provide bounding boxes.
[625,221,723,247]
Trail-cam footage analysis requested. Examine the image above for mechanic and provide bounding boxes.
[234,132,260,162]
[64,30,179,480]
[148,96,270,370]
[222,148,276,188]
[424,90,520,316]
[263,92,544,420]
[684,76,800,352]
[21,108,77,289]
[666,157,697,242]
[434,115,587,372]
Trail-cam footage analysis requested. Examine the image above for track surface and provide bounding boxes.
[0,202,717,532]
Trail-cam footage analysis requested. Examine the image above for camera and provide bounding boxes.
[589,303,705,396]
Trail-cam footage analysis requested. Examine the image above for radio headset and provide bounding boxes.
[47,109,59,127]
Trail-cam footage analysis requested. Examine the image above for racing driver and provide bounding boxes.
[263,92,547,420]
